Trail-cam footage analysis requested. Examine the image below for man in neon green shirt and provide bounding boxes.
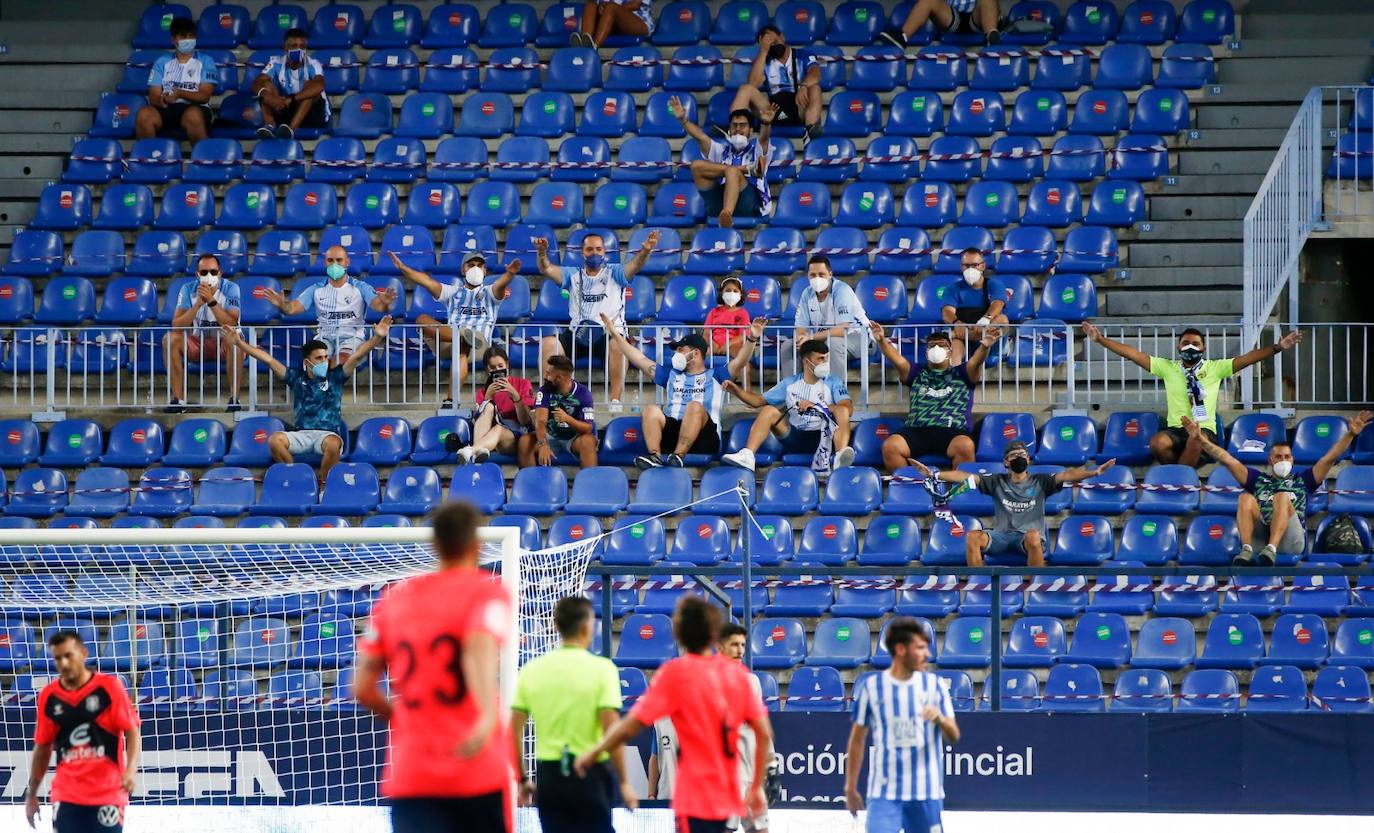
[512,596,635,832]
[1081,324,1302,467]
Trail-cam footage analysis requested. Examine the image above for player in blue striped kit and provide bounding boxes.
[846,618,960,833]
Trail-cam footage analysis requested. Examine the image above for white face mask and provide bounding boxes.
[671,351,689,372]
[721,290,741,307]
[464,266,485,287]
[811,361,830,378]
[198,274,220,290]
[962,266,983,285]
[1272,460,1293,478]
[927,345,949,365]
[809,275,831,294]
[728,133,749,152]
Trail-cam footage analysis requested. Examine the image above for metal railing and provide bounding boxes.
[1323,85,1374,220]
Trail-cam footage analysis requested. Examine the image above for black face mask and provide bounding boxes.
[767,43,787,62]
[1007,457,1030,474]
[1180,346,1204,364]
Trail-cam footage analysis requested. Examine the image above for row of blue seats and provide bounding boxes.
[133,1,1237,53]
[0,669,357,710]
[118,40,1219,101]
[91,84,1187,142]
[595,570,1374,620]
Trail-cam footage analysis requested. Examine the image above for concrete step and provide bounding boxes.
[1105,288,1243,317]
[0,135,90,154]
[0,111,94,135]
[0,158,66,180]
[1158,173,1264,195]
[1202,83,1330,105]
[1224,38,1374,57]
[1126,241,1242,268]
[1185,127,1328,150]
[0,44,138,63]
[1133,220,1241,240]
[0,91,100,110]
[1198,104,1304,130]
[0,179,53,201]
[1179,149,1278,176]
[1219,55,1374,85]
[1148,194,1252,221]
[1117,266,1243,287]
[0,65,121,93]
[1241,12,1374,40]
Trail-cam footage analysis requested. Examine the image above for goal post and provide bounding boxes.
[0,524,601,831]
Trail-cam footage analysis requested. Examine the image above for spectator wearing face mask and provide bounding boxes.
[456,345,536,465]
[705,275,751,358]
[909,441,1115,568]
[535,231,658,408]
[792,254,871,378]
[1081,323,1304,467]
[600,315,765,468]
[518,355,599,469]
[671,97,776,229]
[164,254,243,414]
[731,25,823,145]
[872,324,997,471]
[721,339,855,474]
[263,245,396,367]
[942,247,1013,364]
[387,250,516,409]
[1184,410,1370,566]
[219,318,393,484]
[252,27,328,140]
[135,17,218,144]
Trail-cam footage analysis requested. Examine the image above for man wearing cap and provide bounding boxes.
[600,314,765,468]
[387,250,516,410]
[910,441,1115,567]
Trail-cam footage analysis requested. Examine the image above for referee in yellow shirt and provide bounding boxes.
[512,596,636,833]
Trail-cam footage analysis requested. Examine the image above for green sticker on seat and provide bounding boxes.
[1059,426,1075,440]
[737,7,751,20]
[63,285,76,300]
[936,286,946,299]
[246,192,260,208]
[1228,629,1243,646]
[684,286,698,300]
[836,626,851,641]
[1159,97,1173,111]
[1061,288,1075,303]
[487,196,501,210]
[1095,625,1110,640]
[161,14,173,29]
[278,13,291,27]
[196,626,210,640]
[193,428,208,443]
[1112,188,1126,204]
[985,193,999,205]
[1087,9,1101,23]
[1036,97,1050,111]
[969,627,984,643]
[509,12,522,26]
[630,524,645,539]
[67,434,81,448]
[761,523,775,540]
[886,524,900,538]
[123,192,136,207]
[1202,10,1216,22]
[366,195,380,210]
[560,288,570,299]
[543,100,556,114]
[320,622,336,638]
[614,196,628,210]
[393,16,406,31]
[422,102,436,117]
[438,429,451,441]
[859,196,874,211]
[912,97,926,111]
[1142,521,1157,536]
[1316,422,1331,437]
[1360,629,1372,646]
[854,8,868,21]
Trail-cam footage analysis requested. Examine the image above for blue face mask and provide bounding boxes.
[287,48,305,64]
[326,263,347,281]
[176,38,197,54]
[310,360,329,379]
[584,254,606,271]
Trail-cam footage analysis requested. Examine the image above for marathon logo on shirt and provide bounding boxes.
[998,495,1038,514]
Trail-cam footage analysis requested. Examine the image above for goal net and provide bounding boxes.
[0,526,601,832]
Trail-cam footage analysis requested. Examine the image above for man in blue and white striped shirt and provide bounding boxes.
[671,96,776,230]
[252,27,329,140]
[846,618,960,833]
[879,0,1003,49]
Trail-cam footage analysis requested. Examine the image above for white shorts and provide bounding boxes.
[317,333,364,356]
[283,429,341,457]
[447,325,492,353]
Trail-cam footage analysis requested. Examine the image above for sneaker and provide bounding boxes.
[665,453,685,467]
[876,28,907,49]
[255,126,275,140]
[570,31,586,47]
[802,122,823,149]
[722,448,756,471]
[473,447,490,464]
[833,446,856,470]
[163,398,185,415]
[634,453,663,469]
[456,447,475,465]
[608,399,625,413]
[1256,545,1278,567]
[440,398,454,411]
[225,398,242,414]
[1231,544,1255,567]
[985,29,1002,46]
[274,124,294,140]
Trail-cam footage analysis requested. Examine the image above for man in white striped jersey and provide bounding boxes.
[846,618,960,833]
[263,245,395,366]
[387,250,515,409]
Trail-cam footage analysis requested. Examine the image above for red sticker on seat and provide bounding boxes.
[848,99,863,113]
[1124,419,1139,437]
[1162,630,1177,645]
[1296,628,1311,645]
[603,98,618,116]
[1140,11,1155,24]
[379,424,394,439]
[551,195,565,210]
[6,431,19,444]
[123,288,137,302]
[131,430,146,444]
[1209,525,1223,539]
[1033,632,1048,648]
[747,288,761,303]
[771,626,786,641]
[799,192,814,206]
[873,286,889,301]
[696,524,712,539]
[969,98,985,114]
[624,428,638,442]
[59,193,73,209]
[1256,422,1270,437]
[1046,188,1061,205]
[639,624,654,639]
[1092,99,1108,115]
[254,429,268,443]
[673,194,686,209]
[1001,423,1018,439]
[1080,522,1095,536]
[569,524,584,539]
[875,424,890,438]
[823,524,837,539]
[481,101,495,116]
[185,191,199,206]
[360,99,374,113]
[429,190,444,206]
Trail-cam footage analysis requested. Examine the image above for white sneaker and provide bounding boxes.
[833,446,856,470]
[722,448,756,471]
[608,399,625,413]
[456,447,475,465]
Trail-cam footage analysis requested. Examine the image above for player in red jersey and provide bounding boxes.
[26,630,141,833]
[355,501,516,833]
[575,597,773,833]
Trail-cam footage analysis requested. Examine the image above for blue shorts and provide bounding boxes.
[985,529,1028,556]
[866,798,943,833]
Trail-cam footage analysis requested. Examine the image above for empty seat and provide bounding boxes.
[101,418,164,467]
[1177,0,1235,44]
[1246,665,1309,712]
[314,463,380,515]
[190,466,255,517]
[1065,612,1131,668]
[1178,669,1239,712]
[250,462,319,516]
[1133,617,1197,670]
[911,46,967,91]
[336,94,394,142]
[786,666,846,712]
[448,462,505,513]
[807,618,870,669]
[1033,50,1090,91]
[1197,613,1264,669]
[1004,616,1067,667]
[749,618,807,669]
[1117,0,1176,44]
[1009,90,1068,137]
[129,467,194,518]
[615,614,677,669]
[32,184,93,231]
[1312,665,1373,713]
[64,468,130,519]
[1040,663,1103,712]
[818,468,882,515]
[629,468,694,515]
[456,93,515,138]
[939,617,991,669]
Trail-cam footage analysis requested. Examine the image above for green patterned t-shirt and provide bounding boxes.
[903,363,974,431]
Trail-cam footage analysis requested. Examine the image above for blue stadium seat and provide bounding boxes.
[365,3,423,48]
[1194,466,1243,517]
[462,182,521,227]
[524,182,584,228]
[547,515,604,549]
[1038,273,1097,322]
[133,4,191,47]
[985,136,1045,183]
[797,516,858,565]
[1313,665,1373,713]
[188,466,254,517]
[447,462,505,513]
[643,92,696,139]
[973,47,1030,91]
[420,47,479,93]
[1196,613,1264,669]
[923,137,982,182]
[807,618,870,669]
[478,2,536,47]
[886,92,943,137]
[543,48,599,92]
[994,229,1055,278]
[1023,574,1088,617]
[604,46,663,92]
[1177,0,1235,44]
[344,417,410,466]
[504,467,568,517]
[216,184,276,231]
[1059,226,1119,274]
[615,614,677,668]
[798,137,859,184]
[89,93,144,139]
[578,91,637,137]
[393,93,454,139]
[836,183,896,228]
[287,613,355,671]
[911,46,967,91]
[1117,0,1176,44]
[64,468,130,519]
[860,136,920,184]
[855,274,907,323]
[665,45,723,91]
[0,619,37,672]
[829,579,895,617]
[724,418,783,469]
[1033,50,1090,91]
[1052,517,1113,566]
[1060,0,1118,44]
[1226,412,1288,464]
[813,227,870,275]
[99,620,168,672]
[92,184,154,231]
[602,516,666,566]
[745,228,807,275]
[586,183,648,229]
[670,515,733,565]
[198,4,249,48]
[1285,574,1351,617]
[1041,664,1104,712]
[748,618,806,669]
[1261,613,1330,670]
[228,617,291,670]
[1133,464,1200,516]
[488,515,541,552]
[897,183,956,230]
[246,140,305,184]
[1065,612,1131,668]
[361,48,420,93]
[400,183,460,229]
[422,4,479,47]
[1292,415,1351,464]
[685,228,743,275]
[1331,467,1374,515]
[980,670,1040,711]
[827,1,883,44]
[1047,134,1106,181]
[961,181,1019,228]
[1095,44,1153,91]
[824,91,882,137]
[594,417,648,466]
[1110,134,1170,181]
[406,415,465,466]
[850,418,905,468]
[616,667,647,706]
[1179,669,1240,712]
[648,183,706,227]
[334,93,394,139]
[879,468,935,517]
[947,90,1006,137]
[311,48,360,92]
[248,463,318,516]
[426,136,487,183]
[511,93,574,140]
[819,468,882,516]
[1245,665,1308,712]
[1221,573,1283,617]
[338,183,398,228]
[1088,563,1154,615]
[651,1,709,45]
[1112,668,1173,712]
[277,184,338,231]
[247,3,306,48]
[38,419,102,467]
[709,0,766,44]
[1132,617,1197,670]
[1099,411,1158,466]
[975,412,1038,461]
[1036,416,1098,466]
[766,571,833,617]
[1009,90,1068,137]
[1180,515,1241,566]
[1332,619,1374,669]
[628,468,693,515]
[181,138,243,185]
[1004,616,1067,667]
[222,417,283,467]
[1157,43,1216,90]
[940,617,992,669]
[32,184,92,231]
[737,515,794,565]
[373,466,440,516]
[849,45,905,91]
[313,463,380,515]
[1070,92,1129,138]
[62,234,125,278]
[785,666,845,712]
[101,418,164,467]
[1004,0,1061,43]
[307,138,367,183]
[3,233,61,280]
[0,420,40,467]
[1155,574,1219,617]
[482,46,540,92]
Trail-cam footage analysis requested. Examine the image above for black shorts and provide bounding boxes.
[535,760,617,833]
[154,102,213,134]
[268,96,328,128]
[663,416,721,456]
[702,184,761,218]
[769,91,802,125]
[1160,426,1217,460]
[947,8,988,34]
[391,792,507,833]
[897,425,971,460]
[779,426,822,455]
[677,819,730,833]
[558,327,607,361]
[954,306,987,325]
[54,803,123,833]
